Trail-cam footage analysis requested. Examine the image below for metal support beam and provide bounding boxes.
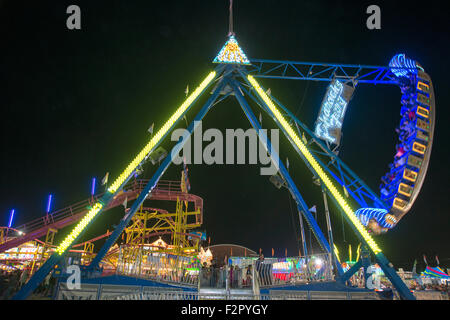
[340,260,362,283]
[266,92,389,211]
[13,69,223,300]
[324,189,415,299]
[89,77,228,269]
[230,78,334,257]
[322,186,338,276]
[297,207,308,258]
[239,72,413,299]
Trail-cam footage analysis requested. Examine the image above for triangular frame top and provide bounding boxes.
[213,35,251,65]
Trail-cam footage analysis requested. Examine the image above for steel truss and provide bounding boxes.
[15,60,415,300]
[248,59,398,85]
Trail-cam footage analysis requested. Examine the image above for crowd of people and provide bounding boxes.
[200,253,332,289]
[411,282,449,293]
[0,268,55,299]
[380,83,418,200]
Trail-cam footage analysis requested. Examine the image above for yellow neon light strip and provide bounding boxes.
[108,71,217,193]
[56,203,103,254]
[248,75,382,254]
[334,244,340,263]
[55,71,216,255]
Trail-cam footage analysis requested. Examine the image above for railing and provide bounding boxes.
[0,178,199,254]
[254,253,334,288]
[115,251,334,290]
[113,290,378,300]
[151,180,183,194]
[116,250,199,287]
[13,181,134,235]
[199,266,229,289]
[6,179,185,238]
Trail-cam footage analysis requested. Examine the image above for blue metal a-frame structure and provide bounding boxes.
[14,36,420,300]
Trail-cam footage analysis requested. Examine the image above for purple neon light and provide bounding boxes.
[8,209,15,228]
[46,194,53,214]
[91,177,96,196]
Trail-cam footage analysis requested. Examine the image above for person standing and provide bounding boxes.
[256,254,264,285]
[210,261,217,287]
[234,265,241,288]
[19,268,29,290]
[229,265,234,289]
[246,265,252,287]
[43,271,52,296]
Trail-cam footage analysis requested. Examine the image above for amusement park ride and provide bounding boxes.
[1,5,435,301]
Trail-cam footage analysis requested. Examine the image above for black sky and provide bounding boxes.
[0,0,449,271]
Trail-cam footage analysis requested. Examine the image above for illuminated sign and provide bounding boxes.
[213,36,250,65]
[314,79,354,145]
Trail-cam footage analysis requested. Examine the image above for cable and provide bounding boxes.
[341,211,346,243]
[228,0,234,36]
[294,81,310,118]
[286,190,300,255]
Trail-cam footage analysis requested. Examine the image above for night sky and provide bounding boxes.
[1,1,449,272]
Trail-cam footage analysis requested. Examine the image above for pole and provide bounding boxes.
[298,210,308,257]
[46,194,52,224]
[322,186,336,277]
[228,0,234,36]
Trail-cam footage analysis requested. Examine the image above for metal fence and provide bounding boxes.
[113,290,379,300]
[115,251,334,289]
[254,253,334,288]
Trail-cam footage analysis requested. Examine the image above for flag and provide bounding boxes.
[148,123,154,135]
[343,185,349,198]
[101,172,109,186]
[309,205,317,213]
[185,85,189,97]
[436,255,440,266]
[272,248,274,257]
[122,196,128,209]
[183,157,191,192]
[302,132,308,144]
[423,254,428,266]
[134,166,143,178]
[208,237,211,246]
[285,248,287,257]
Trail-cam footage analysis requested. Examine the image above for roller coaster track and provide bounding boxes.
[0,179,203,253]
